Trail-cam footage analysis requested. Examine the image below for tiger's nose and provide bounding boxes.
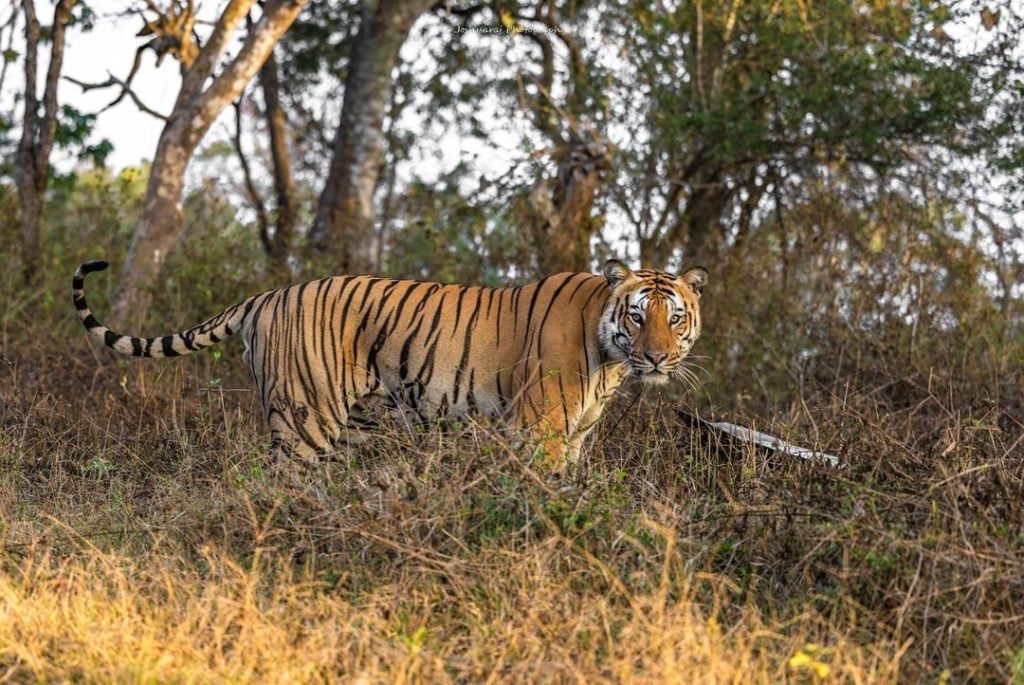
[645,352,667,366]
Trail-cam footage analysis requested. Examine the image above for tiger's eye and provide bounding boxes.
[630,312,643,325]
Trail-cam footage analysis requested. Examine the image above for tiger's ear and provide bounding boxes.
[604,259,633,287]
[679,266,709,297]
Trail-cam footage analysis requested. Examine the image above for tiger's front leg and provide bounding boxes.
[520,363,629,475]
[529,406,601,474]
[515,385,586,475]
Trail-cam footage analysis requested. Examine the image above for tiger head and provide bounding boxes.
[599,259,708,384]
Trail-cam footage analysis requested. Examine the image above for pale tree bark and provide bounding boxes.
[111,0,308,326]
[14,0,75,286]
[308,0,434,274]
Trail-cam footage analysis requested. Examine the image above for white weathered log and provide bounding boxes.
[676,409,841,467]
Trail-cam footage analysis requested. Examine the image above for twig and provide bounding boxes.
[64,72,169,120]
[603,383,643,436]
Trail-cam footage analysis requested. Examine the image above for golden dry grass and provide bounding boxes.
[1,513,906,683]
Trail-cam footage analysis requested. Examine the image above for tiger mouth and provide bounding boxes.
[630,363,673,379]
[638,369,672,385]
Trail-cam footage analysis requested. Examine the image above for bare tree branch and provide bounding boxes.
[64,72,169,120]
[179,0,254,102]
[193,0,299,141]
[65,1,215,122]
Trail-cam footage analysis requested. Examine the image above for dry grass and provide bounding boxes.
[0,541,906,684]
[2,335,1022,683]
[1,239,1023,682]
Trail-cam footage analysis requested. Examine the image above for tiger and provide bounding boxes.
[72,259,707,473]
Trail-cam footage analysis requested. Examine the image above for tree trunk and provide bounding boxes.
[113,133,189,326]
[643,167,732,270]
[656,183,732,268]
[309,0,433,274]
[14,0,74,286]
[111,0,308,326]
[638,234,658,267]
[526,135,611,274]
[258,47,296,265]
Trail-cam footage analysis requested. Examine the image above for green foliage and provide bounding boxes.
[384,170,532,284]
[81,138,113,167]
[1008,645,1024,685]
[275,0,361,163]
[29,165,147,314]
[603,0,1023,264]
[279,1,359,89]
[627,0,981,162]
[69,2,96,31]
[38,107,112,191]
[54,105,103,152]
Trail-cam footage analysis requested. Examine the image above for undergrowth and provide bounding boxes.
[0,204,1022,682]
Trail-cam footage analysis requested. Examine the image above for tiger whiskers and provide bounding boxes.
[678,357,712,381]
[672,359,709,395]
[673,367,701,394]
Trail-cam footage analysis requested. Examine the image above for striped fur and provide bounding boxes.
[72,259,707,470]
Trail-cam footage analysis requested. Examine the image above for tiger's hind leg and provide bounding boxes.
[336,394,415,445]
[265,400,348,497]
[333,396,387,446]
[267,411,318,491]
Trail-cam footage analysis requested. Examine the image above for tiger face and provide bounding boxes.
[599,259,708,385]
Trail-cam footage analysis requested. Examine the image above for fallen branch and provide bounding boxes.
[676,408,841,467]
